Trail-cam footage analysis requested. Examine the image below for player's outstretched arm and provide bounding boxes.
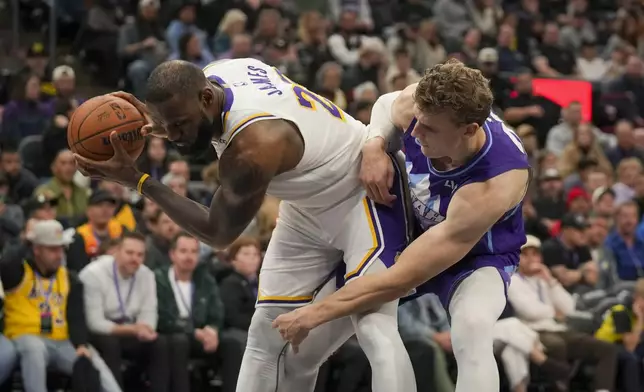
[274,169,529,342]
[75,120,298,249]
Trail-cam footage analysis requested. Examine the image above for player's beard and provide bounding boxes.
[175,113,216,158]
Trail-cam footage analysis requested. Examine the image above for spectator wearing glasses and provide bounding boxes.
[0,220,121,392]
[156,232,245,392]
[79,232,167,391]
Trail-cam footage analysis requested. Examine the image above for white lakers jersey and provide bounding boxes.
[203,58,368,213]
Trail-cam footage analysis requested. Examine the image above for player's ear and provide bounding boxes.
[200,87,214,107]
[463,123,479,136]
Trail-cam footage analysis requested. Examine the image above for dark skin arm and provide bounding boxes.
[74,119,303,249]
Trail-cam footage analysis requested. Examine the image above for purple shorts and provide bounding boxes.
[335,153,413,286]
[404,252,519,308]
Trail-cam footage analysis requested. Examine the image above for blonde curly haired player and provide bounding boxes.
[274,59,531,392]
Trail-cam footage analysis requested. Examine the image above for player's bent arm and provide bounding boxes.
[365,84,417,151]
[306,169,530,328]
[141,119,299,249]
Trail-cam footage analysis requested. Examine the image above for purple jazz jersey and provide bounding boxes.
[403,112,530,308]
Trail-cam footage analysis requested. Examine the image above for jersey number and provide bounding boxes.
[275,69,346,122]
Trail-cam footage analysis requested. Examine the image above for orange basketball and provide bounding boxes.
[67,95,146,161]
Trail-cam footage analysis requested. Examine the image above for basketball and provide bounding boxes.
[67,95,146,161]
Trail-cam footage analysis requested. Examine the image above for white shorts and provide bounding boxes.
[256,153,412,307]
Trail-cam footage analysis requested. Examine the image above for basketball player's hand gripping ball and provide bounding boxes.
[272,307,315,353]
[73,92,162,188]
[74,130,142,189]
[109,92,166,138]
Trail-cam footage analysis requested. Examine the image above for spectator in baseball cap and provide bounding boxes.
[566,187,591,215]
[0,220,122,392]
[533,168,566,225]
[22,42,50,82]
[17,193,90,273]
[23,193,58,221]
[76,190,125,260]
[52,65,78,100]
[541,213,598,294]
[509,233,618,392]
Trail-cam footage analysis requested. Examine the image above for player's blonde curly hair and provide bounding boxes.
[414,58,493,127]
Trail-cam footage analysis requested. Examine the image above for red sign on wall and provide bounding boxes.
[532,78,593,121]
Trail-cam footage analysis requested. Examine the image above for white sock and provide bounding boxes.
[449,267,507,392]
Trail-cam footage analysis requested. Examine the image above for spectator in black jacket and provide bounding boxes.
[144,209,180,270]
[1,144,39,204]
[156,232,245,392]
[220,236,261,331]
[0,220,121,392]
[0,172,23,248]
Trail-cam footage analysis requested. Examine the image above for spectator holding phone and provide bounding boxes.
[595,278,644,391]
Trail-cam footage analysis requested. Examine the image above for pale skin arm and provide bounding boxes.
[274,169,529,347]
[361,84,416,205]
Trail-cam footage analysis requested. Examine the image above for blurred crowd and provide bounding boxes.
[1,0,644,391]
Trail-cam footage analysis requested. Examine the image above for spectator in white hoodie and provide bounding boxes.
[509,235,618,392]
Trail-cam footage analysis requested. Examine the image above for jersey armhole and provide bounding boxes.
[225,112,280,146]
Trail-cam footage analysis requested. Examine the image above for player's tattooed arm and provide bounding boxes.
[306,169,530,328]
[141,119,302,248]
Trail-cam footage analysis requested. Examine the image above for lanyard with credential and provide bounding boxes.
[92,227,105,247]
[35,273,56,313]
[174,275,194,317]
[113,261,135,320]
